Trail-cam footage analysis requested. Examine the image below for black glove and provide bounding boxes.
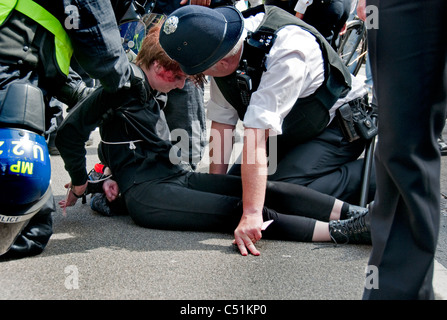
[58,81,97,111]
[57,69,97,110]
[101,63,148,110]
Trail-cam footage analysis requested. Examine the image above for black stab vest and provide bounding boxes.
[214,5,352,147]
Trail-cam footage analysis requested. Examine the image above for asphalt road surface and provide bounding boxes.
[1,79,447,307]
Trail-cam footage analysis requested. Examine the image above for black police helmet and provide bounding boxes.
[159,5,244,75]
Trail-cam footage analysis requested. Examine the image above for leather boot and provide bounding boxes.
[345,205,368,219]
[329,210,371,245]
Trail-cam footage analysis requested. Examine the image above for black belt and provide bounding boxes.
[330,95,374,142]
[331,95,369,125]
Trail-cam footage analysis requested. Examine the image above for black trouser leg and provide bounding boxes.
[363,0,447,300]
[228,125,371,203]
[125,172,336,242]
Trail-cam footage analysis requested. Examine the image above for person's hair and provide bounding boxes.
[206,33,244,73]
[224,34,244,60]
[136,26,205,86]
[135,26,182,73]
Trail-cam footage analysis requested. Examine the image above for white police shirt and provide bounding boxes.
[207,12,367,136]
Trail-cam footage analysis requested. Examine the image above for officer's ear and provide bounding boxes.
[213,57,238,76]
[217,59,231,70]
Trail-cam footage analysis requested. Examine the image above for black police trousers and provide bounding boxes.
[363,0,447,300]
[229,123,374,205]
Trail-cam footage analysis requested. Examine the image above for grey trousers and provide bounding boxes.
[163,79,207,170]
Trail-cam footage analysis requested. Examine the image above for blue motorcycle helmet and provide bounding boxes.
[116,0,148,62]
[0,127,51,255]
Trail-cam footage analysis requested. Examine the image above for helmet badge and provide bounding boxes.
[163,16,179,35]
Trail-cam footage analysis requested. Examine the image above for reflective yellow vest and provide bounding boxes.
[0,0,73,75]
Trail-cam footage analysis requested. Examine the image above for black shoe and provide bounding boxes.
[90,193,113,216]
[90,193,128,217]
[329,210,371,245]
[346,205,368,220]
[48,146,60,156]
[438,137,447,156]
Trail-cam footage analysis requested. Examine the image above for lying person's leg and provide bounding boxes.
[123,172,370,244]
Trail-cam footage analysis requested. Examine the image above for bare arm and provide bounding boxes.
[234,127,269,256]
[209,121,235,175]
[180,0,212,6]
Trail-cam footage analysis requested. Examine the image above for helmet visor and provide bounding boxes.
[119,20,147,55]
[0,187,51,256]
[0,220,28,255]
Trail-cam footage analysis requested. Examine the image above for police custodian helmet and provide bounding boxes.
[159,5,244,75]
[0,128,51,255]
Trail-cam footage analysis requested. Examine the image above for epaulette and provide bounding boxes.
[247,30,277,53]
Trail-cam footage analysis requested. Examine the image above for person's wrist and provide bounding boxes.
[70,188,85,198]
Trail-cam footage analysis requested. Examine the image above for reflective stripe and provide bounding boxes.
[0,212,35,223]
[0,0,72,75]
[0,0,17,24]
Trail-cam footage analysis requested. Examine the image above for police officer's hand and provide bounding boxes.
[357,0,367,21]
[58,181,88,215]
[233,214,263,256]
[58,79,97,110]
[180,0,212,6]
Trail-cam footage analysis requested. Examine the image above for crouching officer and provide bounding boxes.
[0,0,146,259]
[0,124,53,258]
[159,5,376,254]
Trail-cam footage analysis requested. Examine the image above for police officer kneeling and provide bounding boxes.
[159,4,377,249]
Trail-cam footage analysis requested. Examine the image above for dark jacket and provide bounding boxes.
[56,65,186,193]
[0,0,130,94]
